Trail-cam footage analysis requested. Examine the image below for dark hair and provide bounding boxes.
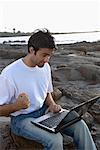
[28,28,57,53]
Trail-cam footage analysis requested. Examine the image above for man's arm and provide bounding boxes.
[0,93,30,117]
[0,103,21,117]
[45,92,61,113]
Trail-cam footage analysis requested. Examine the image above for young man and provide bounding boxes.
[0,29,97,150]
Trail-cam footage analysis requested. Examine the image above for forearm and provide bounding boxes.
[45,93,61,113]
[45,93,56,107]
[0,103,19,117]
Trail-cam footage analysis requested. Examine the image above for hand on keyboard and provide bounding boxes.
[45,104,62,114]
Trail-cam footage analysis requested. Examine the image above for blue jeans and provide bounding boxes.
[11,104,97,150]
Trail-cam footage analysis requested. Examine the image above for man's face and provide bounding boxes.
[30,48,54,67]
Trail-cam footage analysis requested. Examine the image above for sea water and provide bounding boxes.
[0,31,100,45]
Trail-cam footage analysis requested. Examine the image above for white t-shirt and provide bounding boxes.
[0,58,53,116]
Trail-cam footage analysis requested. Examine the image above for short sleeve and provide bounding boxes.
[0,75,15,105]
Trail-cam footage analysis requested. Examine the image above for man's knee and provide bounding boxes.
[74,119,87,129]
[78,119,89,130]
[72,119,90,136]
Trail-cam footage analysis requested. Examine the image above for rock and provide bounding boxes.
[57,96,75,109]
[0,121,16,150]
[91,124,100,149]
[90,103,100,123]
[52,87,62,101]
[63,134,74,150]
[82,112,94,128]
[0,120,43,150]
[11,133,43,150]
[78,64,100,81]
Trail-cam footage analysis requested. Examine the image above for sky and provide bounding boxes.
[0,0,100,33]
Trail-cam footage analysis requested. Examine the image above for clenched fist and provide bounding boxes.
[15,93,30,110]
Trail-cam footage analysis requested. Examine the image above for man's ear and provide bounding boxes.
[29,47,34,54]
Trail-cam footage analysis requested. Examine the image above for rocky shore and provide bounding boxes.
[0,41,100,149]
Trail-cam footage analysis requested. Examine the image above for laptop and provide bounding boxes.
[31,95,100,133]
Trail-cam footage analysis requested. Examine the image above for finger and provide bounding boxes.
[20,94,29,100]
[19,93,26,96]
[55,105,61,112]
[58,105,61,110]
[58,106,62,111]
[19,95,24,98]
[27,102,30,107]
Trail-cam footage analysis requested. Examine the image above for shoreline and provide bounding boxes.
[0,31,100,46]
[0,30,100,37]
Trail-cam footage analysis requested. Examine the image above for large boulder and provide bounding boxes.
[0,118,43,150]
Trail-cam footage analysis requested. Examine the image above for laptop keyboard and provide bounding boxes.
[39,111,68,128]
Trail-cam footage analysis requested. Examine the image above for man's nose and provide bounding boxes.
[44,56,50,63]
